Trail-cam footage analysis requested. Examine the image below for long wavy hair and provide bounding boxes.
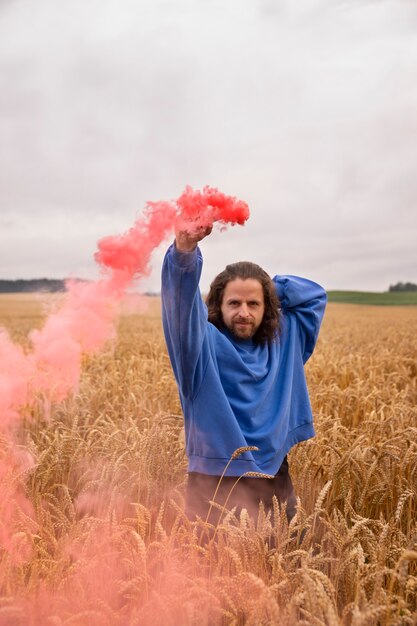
[206,261,280,345]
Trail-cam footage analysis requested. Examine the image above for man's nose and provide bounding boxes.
[239,303,249,317]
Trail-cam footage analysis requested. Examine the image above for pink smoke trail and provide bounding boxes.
[0,185,249,618]
[95,185,249,273]
[1,186,249,425]
[0,438,37,569]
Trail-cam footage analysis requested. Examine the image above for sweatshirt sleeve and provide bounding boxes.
[273,275,327,363]
[161,243,208,398]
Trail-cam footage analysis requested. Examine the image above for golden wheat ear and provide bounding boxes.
[204,446,259,524]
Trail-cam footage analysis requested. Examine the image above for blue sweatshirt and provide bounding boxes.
[161,243,327,477]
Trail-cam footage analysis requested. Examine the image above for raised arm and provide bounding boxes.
[161,225,213,398]
[273,275,327,363]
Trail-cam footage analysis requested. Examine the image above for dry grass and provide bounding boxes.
[0,299,416,625]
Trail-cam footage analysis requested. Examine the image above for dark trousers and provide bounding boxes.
[185,456,297,526]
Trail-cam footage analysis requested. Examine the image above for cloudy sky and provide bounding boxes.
[1,0,416,292]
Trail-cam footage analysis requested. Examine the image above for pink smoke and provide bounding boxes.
[1,185,249,427]
[0,446,37,567]
[0,185,249,623]
[95,185,249,274]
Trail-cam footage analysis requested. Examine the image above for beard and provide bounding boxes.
[229,320,257,340]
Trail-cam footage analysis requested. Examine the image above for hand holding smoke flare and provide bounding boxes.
[0,186,249,427]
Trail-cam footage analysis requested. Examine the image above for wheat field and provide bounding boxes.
[0,295,416,626]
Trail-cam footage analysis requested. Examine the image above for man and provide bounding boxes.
[161,224,327,525]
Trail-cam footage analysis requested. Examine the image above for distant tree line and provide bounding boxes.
[0,279,66,293]
[389,282,417,292]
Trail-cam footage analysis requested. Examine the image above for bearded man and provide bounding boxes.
[161,225,327,524]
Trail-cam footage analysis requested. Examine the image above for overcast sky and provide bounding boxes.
[1,0,416,292]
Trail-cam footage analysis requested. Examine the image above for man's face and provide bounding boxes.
[220,278,265,340]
